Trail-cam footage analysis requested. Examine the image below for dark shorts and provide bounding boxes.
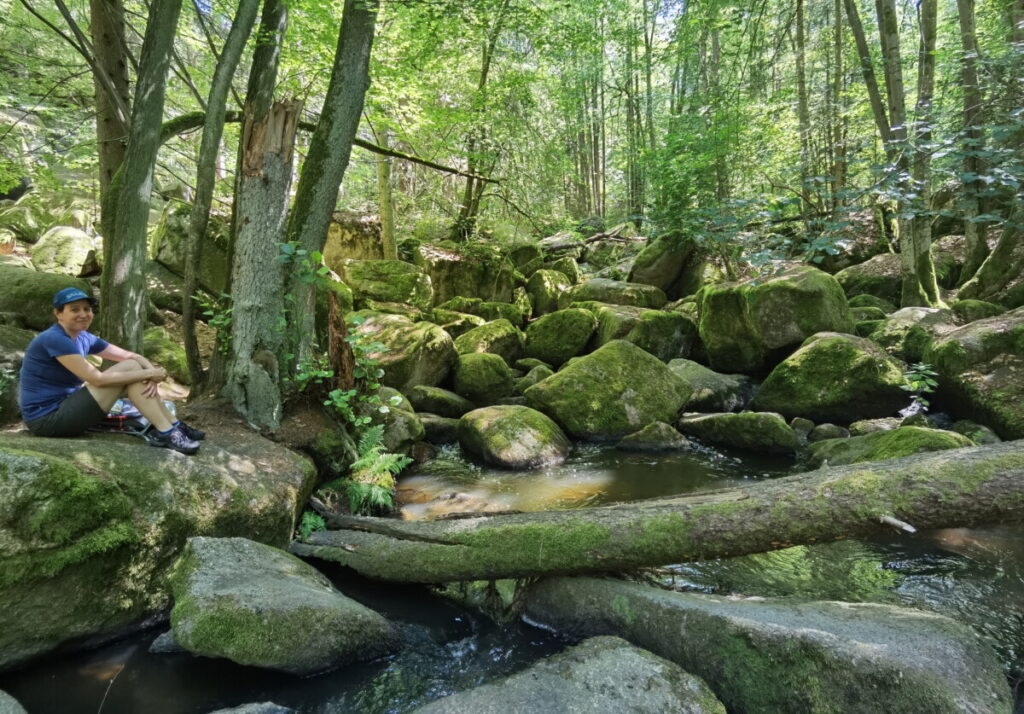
[25,388,106,437]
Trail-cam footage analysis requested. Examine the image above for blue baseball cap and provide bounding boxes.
[52,287,98,309]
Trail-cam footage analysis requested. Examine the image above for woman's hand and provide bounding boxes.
[148,367,168,383]
[140,379,160,399]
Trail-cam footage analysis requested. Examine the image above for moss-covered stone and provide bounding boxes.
[697,266,854,374]
[676,412,798,453]
[413,243,516,305]
[867,307,957,362]
[626,310,698,362]
[143,326,189,385]
[923,306,1024,439]
[807,423,850,442]
[29,226,100,277]
[339,259,433,310]
[835,253,903,305]
[850,306,887,322]
[848,293,897,313]
[856,319,885,337]
[523,308,597,367]
[546,256,581,284]
[354,311,457,392]
[558,278,668,310]
[515,357,552,371]
[616,422,689,451]
[514,364,555,395]
[458,405,571,469]
[453,319,524,364]
[153,201,231,294]
[407,386,475,418]
[751,333,909,423]
[382,406,425,456]
[477,301,527,328]
[169,537,398,675]
[950,420,1001,445]
[804,426,974,467]
[419,414,460,444]
[666,359,751,412]
[848,417,902,436]
[0,431,316,670]
[0,324,34,424]
[525,577,1010,714]
[452,352,515,405]
[950,299,1004,324]
[0,265,92,331]
[524,340,693,441]
[429,308,487,338]
[509,243,542,268]
[627,232,706,300]
[527,269,572,316]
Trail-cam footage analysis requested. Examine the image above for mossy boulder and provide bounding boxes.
[867,307,957,362]
[850,306,888,322]
[807,423,850,442]
[514,365,554,395]
[407,386,475,418]
[849,417,902,436]
[848,293,897,313]
[524,308,597,367]
[429,309,487,338]
[321,211,384,264]
[339,259,433,310]
[546,256,581,284]
[923,306,1024,439]
[751,333,909,423]
[458,405,571,469]
[697,266,855,374]
[525,577,1010,714]
[0,430,316,670]
[29,226,100,277]
[412,636,725,714]
[951,419,1001,445]
[804,426,974,468]
[558,278,668,310]
[143,327,189,385]
[0,325,34,424]
[627,232,706,300]
[834,253,901,305]
[381,406,425,456]
[169,537,398,675]
[419,414,460,444]
[353,312,457,392]
[667,359,751,413]
[412,243,516,305]
[616,422,690,452]
[626,310,698,362]
[676,412,797,453]
[153,201,231,294]
[509,243,542,268]
[476,301,527,328]
[453,319,524,364]
[951,299,1004,324]
[527,269,572,316]
[524,340,693,441]
[0,265,92,331]
[452,352,515,405]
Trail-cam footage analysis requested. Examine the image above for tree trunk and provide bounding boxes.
[375,128,397,260]
[284,0,377,368]
[831,0,846,210]
[89,0,131,211]
[958,204,1024,304]
[956,0,989,283]
[99,0,183,350]
[796,0,812,218]
[844,0,892,154]
[292,441,1024,583]
[183,0,261,391]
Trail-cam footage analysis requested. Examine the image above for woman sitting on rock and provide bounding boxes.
[18,287,204,455]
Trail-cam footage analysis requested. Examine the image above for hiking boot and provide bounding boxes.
[177,420,206,441]
[150,427,200,455]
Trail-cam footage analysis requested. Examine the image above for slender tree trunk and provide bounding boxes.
[376,129,397,260]
[958,204,1024,304]
[795,0,812,218]
[100,0,183,350]
[89,0,130,211]
[832,0,846,210]
[293,441,1024,583]
[183,0,260,391]
[284,0,377,368]
[956,0,989,283]
[844,0,892,153]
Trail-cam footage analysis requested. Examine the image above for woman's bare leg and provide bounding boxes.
[85,360,175,432]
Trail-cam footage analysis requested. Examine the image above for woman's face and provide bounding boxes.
[55,299,95,333]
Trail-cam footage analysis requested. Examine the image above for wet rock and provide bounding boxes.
[523,308,597,367]
[412,636,725,714]
[751,333,908,423]
[170,537,399,676]
[804,426,974,468]
[677,412,797,454]
[458,405,570,469]
[419,414,460,444]
[524,340,692,441]
[667,359,752,412]
[149,630,186,654]
[616,421,690,451]
[452,352,515,405]
[525,576,1011,714]
[698,266,854,374]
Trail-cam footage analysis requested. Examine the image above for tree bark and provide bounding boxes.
[89,0,131,208]
[291,441,1024,583]
[183,0,260,391]
[374,127,397,260]
[956,0,989,283]
[844,0,892,153]
[100,0,183,350]
[284,0,377,368]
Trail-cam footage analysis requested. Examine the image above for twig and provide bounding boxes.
[96,664,124,714]
[879,514,917,533]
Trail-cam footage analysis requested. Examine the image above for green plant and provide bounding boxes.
[297,511,326,540]
[317,425,412,516]
[192,291,233,354]
[901,362,939,412]
[344,481,395,515]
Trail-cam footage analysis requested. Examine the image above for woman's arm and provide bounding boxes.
[97,344,155,369]
[55,354,167,387]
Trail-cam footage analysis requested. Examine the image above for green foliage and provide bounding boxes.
[192,291,233,355]
[344,482,395,516]
[297,510,326,540]
[901,362,939,411]
[315,424,411,516]
[349,424,413,479]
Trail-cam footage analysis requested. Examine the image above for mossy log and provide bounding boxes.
[290,441,1024,583]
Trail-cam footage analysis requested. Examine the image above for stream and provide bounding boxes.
[3,443,1022,713]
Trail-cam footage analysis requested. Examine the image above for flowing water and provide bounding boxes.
[3,443,1022,713]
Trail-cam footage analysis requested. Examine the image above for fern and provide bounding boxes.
[346,482,394,515]
[297,511,326,540]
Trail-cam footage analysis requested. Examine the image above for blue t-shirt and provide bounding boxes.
[19,324,109,421]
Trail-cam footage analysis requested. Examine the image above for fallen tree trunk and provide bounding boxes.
[290,441,1024,583]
